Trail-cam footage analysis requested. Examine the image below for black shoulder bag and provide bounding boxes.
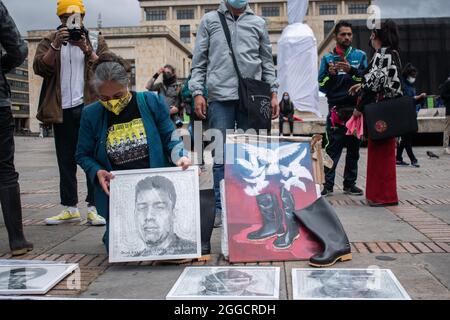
[218,12,273,131]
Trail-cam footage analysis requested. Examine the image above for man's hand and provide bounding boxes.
[335,60,351,73]
[97,170,114,196]
[271,95,279,119]
[176,156,192,170]
[194,95,207,120]
[348,84,362,96]
[70,34,90,54]
[415,93,427,101]
[328,62,337,76]
[159,67,164,74]
[169,106,179,115]
[53,27,69,48]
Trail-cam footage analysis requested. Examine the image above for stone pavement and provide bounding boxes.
[1,136,450,300]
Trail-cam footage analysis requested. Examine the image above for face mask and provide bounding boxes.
[407,77,416,84]
[163,72,175,84]
[99,92,131,116]
[227,0,248,9]
[283,96,289,101]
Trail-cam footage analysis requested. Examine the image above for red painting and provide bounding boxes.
[225,139,322,263]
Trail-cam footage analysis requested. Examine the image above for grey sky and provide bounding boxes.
[3,0,450,35]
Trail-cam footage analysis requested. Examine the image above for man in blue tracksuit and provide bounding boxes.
[318,21,368,196]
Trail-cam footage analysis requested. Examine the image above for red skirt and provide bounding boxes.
[366,138,398,205]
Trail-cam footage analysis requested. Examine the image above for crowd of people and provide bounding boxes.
[1,0,449,262]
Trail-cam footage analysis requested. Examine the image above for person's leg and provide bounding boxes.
[288,120,294,135]
[343,134,361,192]
[279,117,284,136]
[0,107,32,255]
[208,101,237,221]
[396,137,405,163]
[444,116,450,151]
[324,119,345,192]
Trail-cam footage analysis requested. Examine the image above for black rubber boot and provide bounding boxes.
[273,188,300,250]
[294,197,352,267]
[200,189,215,259]
[247,193,285,241]
[0,184,33,256]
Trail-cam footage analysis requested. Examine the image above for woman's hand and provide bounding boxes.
[97,170,114,196]
[176,156,192,170]
[348,84,362,96]
[353,109,363,118]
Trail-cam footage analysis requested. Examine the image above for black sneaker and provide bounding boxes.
[321,188,334,196]
[396,160,409,166]
[343,185,364,196]
[411,160,420,168]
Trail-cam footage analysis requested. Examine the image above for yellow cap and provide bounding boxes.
[57,0,86,17]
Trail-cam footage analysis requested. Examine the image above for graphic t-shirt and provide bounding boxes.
[106,92,150,171]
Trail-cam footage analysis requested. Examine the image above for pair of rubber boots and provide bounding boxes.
[1,184,33,256]
[247,188,300,250]
[248,187,352,267]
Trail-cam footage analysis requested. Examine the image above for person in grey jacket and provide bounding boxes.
[189,0,279,227]
[0,1,33,256]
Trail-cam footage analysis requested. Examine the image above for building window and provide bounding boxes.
[349,3,369,14]
[261,6,280,17]
[8,80,28,90]
[177,8,195,20]
[180,25,191,44]
[319,4,338,15]
[10,92,29,101]
[324,20,335,37]
[145,9,167,21]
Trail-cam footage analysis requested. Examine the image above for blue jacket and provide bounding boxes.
[319,46,368,106]
[76,91,187,228]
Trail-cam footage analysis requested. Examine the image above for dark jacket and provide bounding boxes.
[0,1,28,107]
[318,46,368,107]
[33,30,108,124]
[76,92,187,226]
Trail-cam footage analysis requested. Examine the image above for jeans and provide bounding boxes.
[324,115,361,190]
[53,105,95,207]
[0,107,19,188]
[208,100,249,212]
[396,134,417,163]
[279,116,294,135]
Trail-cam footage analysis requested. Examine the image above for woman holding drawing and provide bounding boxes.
[76,52,191,251]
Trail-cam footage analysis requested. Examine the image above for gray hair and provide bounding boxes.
[91,62,129,93]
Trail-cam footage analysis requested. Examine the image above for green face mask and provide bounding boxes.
[99,92,131,115]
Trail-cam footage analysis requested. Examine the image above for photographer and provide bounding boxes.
[33,0,108,226]
[146,65,183,128]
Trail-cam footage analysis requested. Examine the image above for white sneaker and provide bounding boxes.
[445,147,450,155]
[45,208,82,225]
[87,207,106,226]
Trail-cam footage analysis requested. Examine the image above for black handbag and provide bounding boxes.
[218,12,273,131]
[364,96,418,140]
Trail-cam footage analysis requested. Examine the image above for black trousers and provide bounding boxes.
[279,116,294,135]
[396,134,417,163]
[0,107,19,188]
[324,117,361,190]
[53,105,94,207]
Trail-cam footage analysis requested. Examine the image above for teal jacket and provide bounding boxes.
[76,91,186,227]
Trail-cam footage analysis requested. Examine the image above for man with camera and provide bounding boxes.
[146,65,183,128]
[33,0,108,226]
[318,21,368,197]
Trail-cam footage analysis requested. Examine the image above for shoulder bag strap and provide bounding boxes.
[217,11,243,79]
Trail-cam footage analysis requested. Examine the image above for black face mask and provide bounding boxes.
[163,72,175,85]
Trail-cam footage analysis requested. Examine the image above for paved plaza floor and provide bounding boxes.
[1,136,450,299]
